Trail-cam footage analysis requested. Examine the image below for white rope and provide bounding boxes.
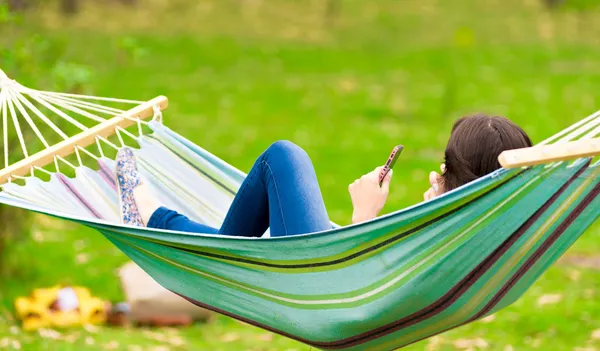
[74,146,83,167]
[555,115,600,144]
[54,155,60,173]
[152,104,163,123]
[26,92,88,131]
[37,91,150,125]
[123,115,150,125]
[35,90,145,105]
[36,94,107,123]
[56,155,77,170]
[7,89,51,148]
[36,92,126,116]
[115,128,126,147]
[33,166,53,175]
[542,110,600,145]
[11,90,69,140]
[6,89,29,158]
[580,123,600,140]
[97,135,120,151]
[1,89,8,168]
[137,117,143,137]
[95,137,105,158]
[115,126,139,141]
[76,145,99,160]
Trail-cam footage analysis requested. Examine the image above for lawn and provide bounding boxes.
[2,0,600,350]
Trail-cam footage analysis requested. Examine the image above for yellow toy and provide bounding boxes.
[14,285,107,331]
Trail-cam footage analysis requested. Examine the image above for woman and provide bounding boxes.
[115,114,532,237]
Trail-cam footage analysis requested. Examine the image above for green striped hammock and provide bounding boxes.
[1,73,599,350]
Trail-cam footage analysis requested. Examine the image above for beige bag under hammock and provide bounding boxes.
[118,262,212,322]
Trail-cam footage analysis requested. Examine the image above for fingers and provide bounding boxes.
[380,169,392,192]
[423,187,435,201]
[429,171,441,193]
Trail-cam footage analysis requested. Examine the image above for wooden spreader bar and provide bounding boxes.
[499,138,600,169]
[0,95,168,184]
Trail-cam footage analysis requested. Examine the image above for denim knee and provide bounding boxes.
[264,140,308,163]
[147,206,175,229]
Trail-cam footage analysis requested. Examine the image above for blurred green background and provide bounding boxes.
[2,0,600,350]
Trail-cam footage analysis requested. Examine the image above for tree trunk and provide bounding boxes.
[8,0,29,11]
[324,0,340,28]
[542,0,563,9]
[61,0,79,15]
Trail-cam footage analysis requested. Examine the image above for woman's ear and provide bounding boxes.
[440,163,446,174]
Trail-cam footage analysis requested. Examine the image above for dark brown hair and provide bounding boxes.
[442,114,532,191]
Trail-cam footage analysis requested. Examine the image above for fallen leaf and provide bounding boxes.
[220,332,240,342]
[257,333,273,342]
[537,293,562,306]
[338,79,357,93]
[11,340,21,350]
[503,345,514,351]
[0,338,9,348]
[128,345,143,351]
[103,341,119,350]
[142,330,168,343]
[167,336,185,347]
[8,326,19,335]
[62,332,80,343]
[31,230,45,242]
[150,346,170,351]
[426,335,444,351]
[85,337,95,345]
[481,314,496,323]
[38,328,62,340]
[453,337,489,349]
[76,253,90,264]
[83,324,100,333]
[568,269,581,281]
[591,329,600,340]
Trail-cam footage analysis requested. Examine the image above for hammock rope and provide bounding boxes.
[0,69,167,183]
[1,69,600,351]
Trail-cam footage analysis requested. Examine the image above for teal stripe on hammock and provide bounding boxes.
[0,122,599,351]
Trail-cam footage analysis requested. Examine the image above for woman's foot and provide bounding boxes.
[115,148,159,226]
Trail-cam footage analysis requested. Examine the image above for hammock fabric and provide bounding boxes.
[1,120,600,351]
[1,69,600,350]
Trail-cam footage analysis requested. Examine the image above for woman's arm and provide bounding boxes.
[348,167,392,224]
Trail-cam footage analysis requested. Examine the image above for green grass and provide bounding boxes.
[3,0,600,350]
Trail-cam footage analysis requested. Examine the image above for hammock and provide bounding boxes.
[1,69,600,351]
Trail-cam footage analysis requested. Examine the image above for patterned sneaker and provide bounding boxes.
[115,147,144,226]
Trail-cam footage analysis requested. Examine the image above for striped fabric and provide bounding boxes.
[1,121,599,351]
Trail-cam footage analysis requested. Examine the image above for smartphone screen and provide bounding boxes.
[379,145,403,186]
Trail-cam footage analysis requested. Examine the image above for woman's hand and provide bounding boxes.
[349,167,392,224]
[423,164,444,201]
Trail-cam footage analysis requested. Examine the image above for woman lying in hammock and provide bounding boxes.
[115,114,532,237]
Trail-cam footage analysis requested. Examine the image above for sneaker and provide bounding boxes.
[115,147,144,226]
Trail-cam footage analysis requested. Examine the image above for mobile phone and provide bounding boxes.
[379,145,404,186]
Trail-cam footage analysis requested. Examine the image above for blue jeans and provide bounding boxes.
[147,141,331,237]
